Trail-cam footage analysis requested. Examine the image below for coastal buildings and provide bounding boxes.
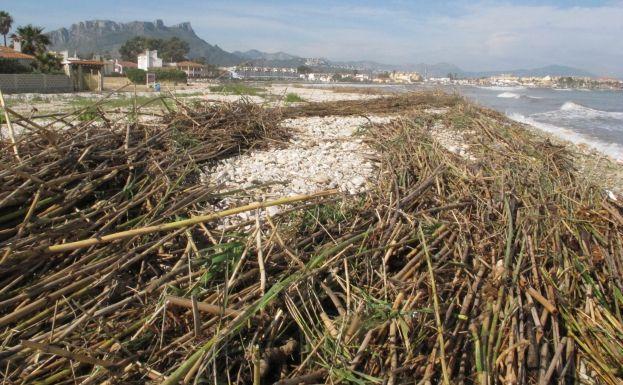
[61,52,105,92]
[0,45,35,66]
[489,73,521,86]
[0,43,35,66]
[234,66,299,80]
[170,61,207,78]
[304,58,329,66]
[137,50,162,70]
[113,59,138,75]
[389,71,422,83]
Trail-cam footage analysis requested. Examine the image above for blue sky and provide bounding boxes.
[5,1,623,76]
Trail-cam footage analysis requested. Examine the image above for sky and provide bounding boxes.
[5,0,623,76]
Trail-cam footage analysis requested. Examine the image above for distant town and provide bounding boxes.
[0,12,621,94]
[229,65,623,90]
[3,40,621,94]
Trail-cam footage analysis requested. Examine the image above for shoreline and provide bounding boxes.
[2,82,622,196]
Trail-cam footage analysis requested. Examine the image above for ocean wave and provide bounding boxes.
[479,86,526,91]
[497,92,521,99]
[497,92,543,100]
[508,112,623,161]
[559,101,623,119]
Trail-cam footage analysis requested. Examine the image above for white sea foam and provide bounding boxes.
[479,86,526,91]
[497,92,521,99]
[559,101,623,119]
[508,112,623,161]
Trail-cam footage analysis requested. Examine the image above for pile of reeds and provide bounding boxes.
[282,90,461,118]
[1,92,622,385]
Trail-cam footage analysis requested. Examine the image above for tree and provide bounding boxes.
[0,11,13,47]
[34,52,62,73]
[161,37,189,62]
[0,58,31,73]
[11,24,50,55]
[297,65,312,74]
[119,36,151,61]
[125,68,147,84]
[119,36,189,62]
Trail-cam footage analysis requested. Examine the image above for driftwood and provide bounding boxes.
[0,92,622,385]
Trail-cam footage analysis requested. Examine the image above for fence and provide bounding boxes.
[0,74,72,94]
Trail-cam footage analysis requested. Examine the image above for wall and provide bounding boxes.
[0,74,72,94]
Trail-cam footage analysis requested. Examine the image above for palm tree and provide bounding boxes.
[0,11,13,46]
[12,24,50,55]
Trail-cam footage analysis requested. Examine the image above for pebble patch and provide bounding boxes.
[203,115,393,211]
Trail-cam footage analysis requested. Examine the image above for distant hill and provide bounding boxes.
[233,50,300,62]
[47,20,241,65]
[400,63,465,77]
[46,20,595,78]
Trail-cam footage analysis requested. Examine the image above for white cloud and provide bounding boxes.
[11,0,623,76]
[187,1,623,75]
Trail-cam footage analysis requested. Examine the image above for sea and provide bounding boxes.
[411,84,623,161]
[323,83,623,161]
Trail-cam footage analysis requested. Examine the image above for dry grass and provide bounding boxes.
[0,92,621,385]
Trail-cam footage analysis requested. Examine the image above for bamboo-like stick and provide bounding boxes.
[526,287,557,314]
[21,340,118,368]
[0,89,21,162]
[46,190,338,254]
[166,295,241,317]
[420,226,451,385]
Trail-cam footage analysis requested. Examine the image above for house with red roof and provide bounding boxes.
[0,44,35,67]
[113,59,138,75]
[171,61,207,78]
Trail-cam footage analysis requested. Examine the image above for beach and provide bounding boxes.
[2,87,623,384]
[5,82,621,196]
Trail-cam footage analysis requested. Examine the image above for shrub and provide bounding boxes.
[209,83,264,95]
[78,107,99,122]
[153,68,187,83]
[0,58,32,74]
[125,68,146,84]
[284,93,304,103]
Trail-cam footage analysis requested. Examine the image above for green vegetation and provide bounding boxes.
[33,52,62,73]
[125,68,146,84]
[296,65,312,74]
[10,24,50,55]
[77,107,99,122]
[284,92,304,103]
[209,83,265,95]
[119,36,190,62]
[5,19,60,73]
[0,58,32,74]
[152,68,187,83]
[124,68,187,85]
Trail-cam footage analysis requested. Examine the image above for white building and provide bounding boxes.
[137,50,162,70]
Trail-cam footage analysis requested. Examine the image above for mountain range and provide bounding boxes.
[46,19,595,78]
[47,20,241,65]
